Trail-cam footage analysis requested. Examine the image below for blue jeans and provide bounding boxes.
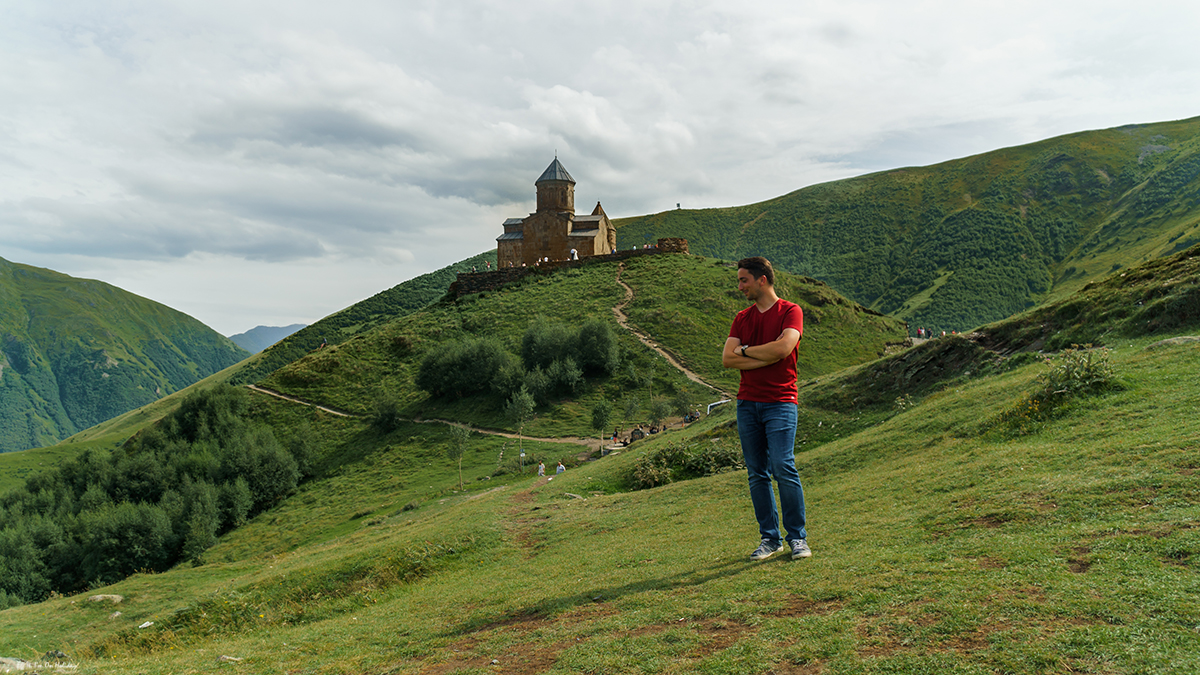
[737,400,807,544]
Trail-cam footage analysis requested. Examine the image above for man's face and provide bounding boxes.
[737,268,762,301]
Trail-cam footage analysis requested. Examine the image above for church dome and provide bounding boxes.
[535,157,575,184]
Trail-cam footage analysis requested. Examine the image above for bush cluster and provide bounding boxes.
[0,386,314,605]
[630,440,745,490]
[998,345,1116,434]
[417,318,620,405]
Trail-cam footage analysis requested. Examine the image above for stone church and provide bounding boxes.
[496,158,616,267]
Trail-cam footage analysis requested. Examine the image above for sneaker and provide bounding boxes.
[790,539,812,559]
[750,539,784,561]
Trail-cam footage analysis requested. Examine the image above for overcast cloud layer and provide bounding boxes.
[2,0,1199,335]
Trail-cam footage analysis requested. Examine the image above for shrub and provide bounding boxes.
[577,319,620,375]
[1039,344,1115,397]
[521,321,577,371]
[78,502,174,586]
[997,344,1117,435]
[630,441,745,490]
[371,395,403,433]
[417,337,518,399]
[546,357,583,397]
[522,367,551,404]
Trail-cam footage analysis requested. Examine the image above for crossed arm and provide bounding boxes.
[722,328,801,371]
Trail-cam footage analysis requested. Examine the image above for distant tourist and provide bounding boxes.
[722,256,810,562]
[556,462,565,474]
[537,462,545,477]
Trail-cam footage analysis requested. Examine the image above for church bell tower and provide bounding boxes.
[535,157,575,214]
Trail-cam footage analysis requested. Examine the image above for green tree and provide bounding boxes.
[447,425,471,490]
[417,337,518,399]
[577,319,620,375]
[622,396,641,429]
[521,321,576,371]
[505,386,536,465]
[547,357,583,397]
[219,477,253,530]
[181,480,219,564]
[671,390,693,421]
[591,399,614,446]
[649,399,671,428]
[78,502,173,587]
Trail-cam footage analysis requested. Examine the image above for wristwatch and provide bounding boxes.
[740,344,749,357]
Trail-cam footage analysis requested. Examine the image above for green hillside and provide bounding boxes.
[0,252,905,606]
[616,116,1200,336]
[228,249,497,386]
[2,244,1199,673]
[0,258,249,453]
[256,254,905,433]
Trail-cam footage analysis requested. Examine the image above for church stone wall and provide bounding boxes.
[451,241,689,299]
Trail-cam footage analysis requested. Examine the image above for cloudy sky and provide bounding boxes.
[2,0,1198,335]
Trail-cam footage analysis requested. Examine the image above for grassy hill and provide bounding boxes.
[616,116,1200,338]
[0,257,249,453]
[2,245,1198,673]
[227,249,497,386]
[0,249,501,489]
[255,254,906,435]
[0,252,905,604]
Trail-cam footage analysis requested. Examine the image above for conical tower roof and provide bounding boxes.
[535,157,575,184]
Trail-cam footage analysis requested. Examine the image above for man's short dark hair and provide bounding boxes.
[738,256,775,286]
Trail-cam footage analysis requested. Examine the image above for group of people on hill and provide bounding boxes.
[915,327,958,339]
[536,461,565,477]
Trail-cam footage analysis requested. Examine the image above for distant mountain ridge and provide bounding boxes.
[0,257,249,452]
[616,116,1200,334]
[228,324,307,354]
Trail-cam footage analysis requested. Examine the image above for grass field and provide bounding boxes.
[3,327,1199,673]
[3,250,1199,673]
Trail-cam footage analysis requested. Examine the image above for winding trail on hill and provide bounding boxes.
[246,384,357,417]
[409,417,595,451]
[244,385,596,455]
[612,262,729,397]
[247,262,732,453]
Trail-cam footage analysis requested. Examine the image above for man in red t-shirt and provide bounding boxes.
[722,257,810,561]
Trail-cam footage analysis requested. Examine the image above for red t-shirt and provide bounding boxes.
[728,299,804,403]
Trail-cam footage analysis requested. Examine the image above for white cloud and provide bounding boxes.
[2,0,1199,333]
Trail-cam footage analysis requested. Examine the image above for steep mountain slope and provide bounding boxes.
[0,257,249,452]
[228,249,497,386]
[228,324,307,354]
[616,116,1200,335]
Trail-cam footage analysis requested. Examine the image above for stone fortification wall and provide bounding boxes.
[449,238,688,299]
[657,237,688,253]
